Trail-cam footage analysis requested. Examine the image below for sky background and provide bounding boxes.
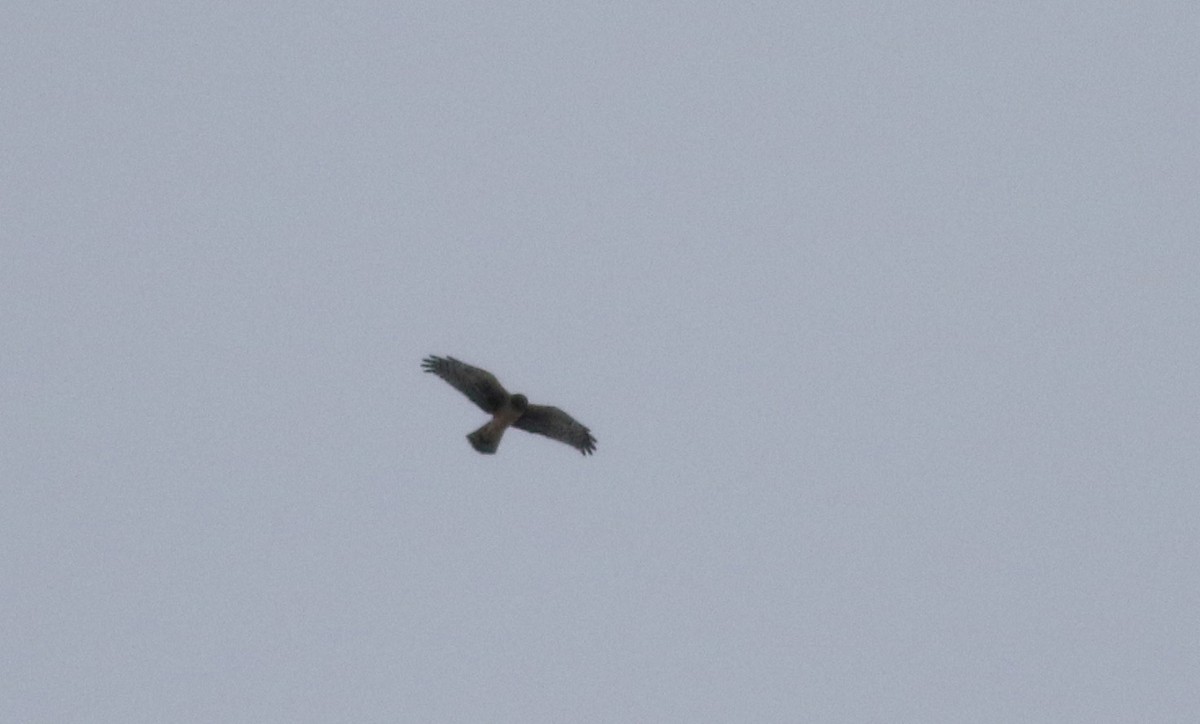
[3,2,1198,722]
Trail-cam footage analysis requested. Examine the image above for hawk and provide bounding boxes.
[422,355,597,456]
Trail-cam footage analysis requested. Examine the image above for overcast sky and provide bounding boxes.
[3,2,1198,722]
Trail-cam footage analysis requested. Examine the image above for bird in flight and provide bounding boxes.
[422,355,597,456]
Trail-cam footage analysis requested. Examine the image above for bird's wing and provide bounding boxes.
[513,404,597,455]
[422,355,509,413]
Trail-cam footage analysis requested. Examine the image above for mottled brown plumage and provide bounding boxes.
[422,355,597,456]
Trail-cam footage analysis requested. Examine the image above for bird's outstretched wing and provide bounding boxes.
[422,355,508,413]
[513,404,597,455]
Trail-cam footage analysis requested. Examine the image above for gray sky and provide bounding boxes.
[4,2,1198,722]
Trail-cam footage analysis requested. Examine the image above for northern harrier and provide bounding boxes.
[422,355,597,456]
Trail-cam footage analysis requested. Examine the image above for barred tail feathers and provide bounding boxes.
[467,420,504,454]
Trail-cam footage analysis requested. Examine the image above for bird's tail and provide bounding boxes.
[467,421,504,454]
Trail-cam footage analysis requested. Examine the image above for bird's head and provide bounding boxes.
[511,393,528,412]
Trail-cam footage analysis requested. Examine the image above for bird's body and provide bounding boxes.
[466,393,527,454]
[422,356,596,456]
